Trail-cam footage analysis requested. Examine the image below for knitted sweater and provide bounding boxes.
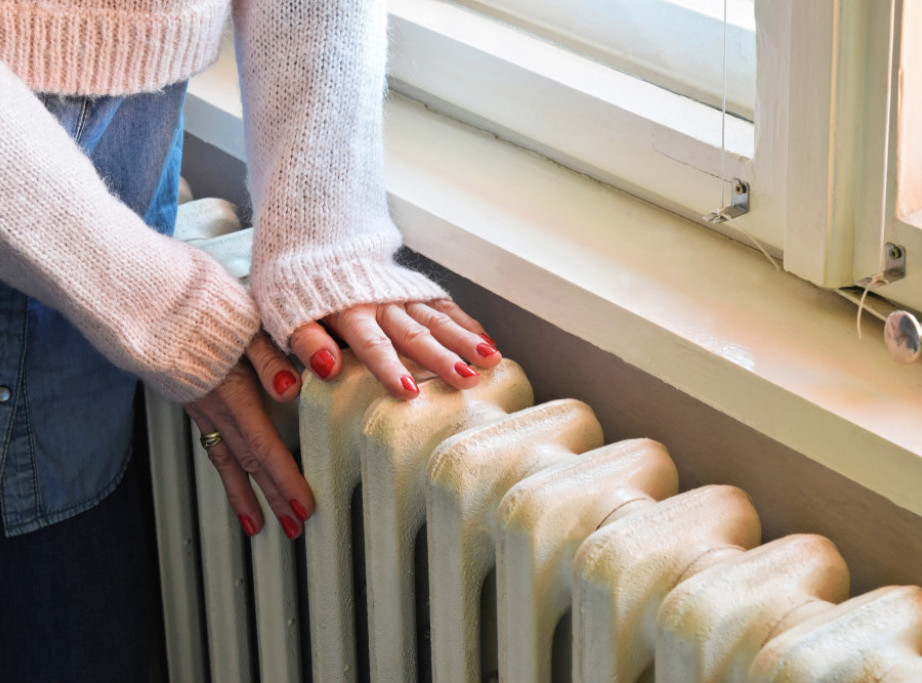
[0,0,445,403]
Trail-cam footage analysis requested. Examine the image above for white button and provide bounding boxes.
[0,386,10,403]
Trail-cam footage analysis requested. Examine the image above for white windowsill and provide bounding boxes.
[185,50,922,520]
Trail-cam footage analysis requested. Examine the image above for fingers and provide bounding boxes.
[376,304,483,391]
[324,304,421,398]
[185,362,314,539]
[246,330,301,401]
[324,301,502,397]
[186,412,264,536]
[406,300,501,369]
[290,321,343,381]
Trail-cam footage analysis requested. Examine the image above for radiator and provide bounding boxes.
[148,197,922,681]
[145,354,922,683]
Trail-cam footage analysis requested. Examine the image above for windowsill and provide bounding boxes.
[186,50,922,519]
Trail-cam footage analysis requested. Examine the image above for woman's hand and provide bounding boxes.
[184,331,310,540]
[290,298,501,398]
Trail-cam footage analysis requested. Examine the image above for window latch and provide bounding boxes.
[704,178,750,224]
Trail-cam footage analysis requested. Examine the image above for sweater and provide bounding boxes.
[0,0,445,403]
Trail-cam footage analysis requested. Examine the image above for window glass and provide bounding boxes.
[450,0,756,120]
[898,0,922,225]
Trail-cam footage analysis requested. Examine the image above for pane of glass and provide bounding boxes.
[450,0,756,121]
[898,0,922,224]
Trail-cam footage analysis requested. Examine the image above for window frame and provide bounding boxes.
[388,0,922,307]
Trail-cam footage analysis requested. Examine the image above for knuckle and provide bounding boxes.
[426,311,454,333]
[207,449,234,470]
[236,451,263,474]
[401,323,432,346]
[357,334,393,356]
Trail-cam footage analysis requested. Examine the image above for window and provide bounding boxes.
[450,0,756,120]
[387,0,919,311]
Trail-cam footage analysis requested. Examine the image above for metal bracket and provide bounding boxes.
[703,178,750,224]
[856,242,906,289]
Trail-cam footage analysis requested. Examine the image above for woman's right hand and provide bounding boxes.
[184,331,312,539]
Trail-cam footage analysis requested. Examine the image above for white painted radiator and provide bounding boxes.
[148,197,922,681]
[146,353,922,683]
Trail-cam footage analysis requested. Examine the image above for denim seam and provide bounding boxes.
[19,358,40,522]
[0,298,30,531]
[72,97,92,145]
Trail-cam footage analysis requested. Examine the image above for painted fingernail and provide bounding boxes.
[273,370,298,395]
[401,375,420,393]
[238,514,258,537]
[290,499,309,522]
[479,333,497,346]
[309,349,335,379]
[476,343,498,357]
[455,361,479,378]
[280,515,299,540]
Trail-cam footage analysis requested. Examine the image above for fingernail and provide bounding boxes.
[309,349,336,379]
[401,375,419,393]
[238,514,258,537]
[273,370,298,395]
[479,333,497,346]
[476,343,498,357]
[280,515,299,540]
[290,499,309,522]
[455,361,479,378]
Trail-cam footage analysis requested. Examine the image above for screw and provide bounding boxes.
[889,244,904,261]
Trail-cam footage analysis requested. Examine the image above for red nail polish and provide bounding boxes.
[273,370,298,395]
[290,499,309,522]
[238,514,258,537]
[280,515,299,540]
[455,361,479,378]
[401,375,419,393]
[476,343,498,357]
[310,349,335,379]
[479,333,497,346]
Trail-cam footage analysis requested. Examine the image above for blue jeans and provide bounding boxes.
[0,81,187,682]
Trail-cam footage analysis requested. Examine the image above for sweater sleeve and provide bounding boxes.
[232,0,447,352]
[0,61,260,404]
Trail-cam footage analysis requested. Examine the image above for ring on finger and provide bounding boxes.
[200,431,223,449]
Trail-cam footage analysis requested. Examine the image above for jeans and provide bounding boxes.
[0,81,187,682]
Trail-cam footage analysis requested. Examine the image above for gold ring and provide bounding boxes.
[199,431,222,449]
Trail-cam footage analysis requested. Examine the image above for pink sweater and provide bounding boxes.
[0,0,445,402]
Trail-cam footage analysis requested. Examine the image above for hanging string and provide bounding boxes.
[855,0,899,340]
[712,0,781,272]
[719,0,728,211]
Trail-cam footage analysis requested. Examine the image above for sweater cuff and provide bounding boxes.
[251,239,447,351]
[142,249,261,403]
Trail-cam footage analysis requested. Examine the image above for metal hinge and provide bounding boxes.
[855,243,906,289]
[703,178,750,224]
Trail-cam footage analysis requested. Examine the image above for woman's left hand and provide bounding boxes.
[290,298,502,399]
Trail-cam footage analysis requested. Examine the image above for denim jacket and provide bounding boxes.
[0,82,187,536]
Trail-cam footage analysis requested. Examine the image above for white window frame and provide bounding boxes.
[388,0,919,304]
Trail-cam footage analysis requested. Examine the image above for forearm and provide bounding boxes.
[0,61,260,402]
[233,0,445,350]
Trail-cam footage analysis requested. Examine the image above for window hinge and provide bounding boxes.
[856,242,906,289]
[703,178,750,224]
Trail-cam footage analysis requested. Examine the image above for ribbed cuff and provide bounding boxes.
[144,249,261,403]
[0,1,228,95]
[251,235,447,352]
